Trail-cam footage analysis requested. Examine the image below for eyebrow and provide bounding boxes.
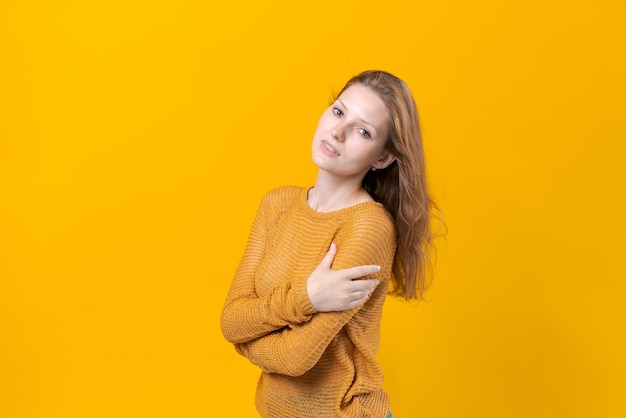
[337,99,377,134]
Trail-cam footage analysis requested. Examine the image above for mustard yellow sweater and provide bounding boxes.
[221,186,397,417]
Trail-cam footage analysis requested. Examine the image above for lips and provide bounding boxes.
[321,140,339,156]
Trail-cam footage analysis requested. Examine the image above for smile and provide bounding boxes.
[321,140,340,156]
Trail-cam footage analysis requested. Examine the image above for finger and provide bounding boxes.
[349,279,380,293]
[320,242,338,269]
[345,299,363,310]
[342,264,381,280]
[347,290,373,307]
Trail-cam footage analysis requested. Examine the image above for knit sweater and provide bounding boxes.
[221,186,397,417]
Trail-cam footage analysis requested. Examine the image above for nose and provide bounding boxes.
[331,125,345,143]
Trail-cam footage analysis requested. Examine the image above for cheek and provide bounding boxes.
[317,112,333,130]
[313,119,326,139]
[347,140,376,159]
[362,142,387,160]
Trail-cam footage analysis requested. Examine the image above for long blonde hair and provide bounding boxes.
[337,70,441,300]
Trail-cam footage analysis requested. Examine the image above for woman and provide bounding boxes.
[221,70,438,417]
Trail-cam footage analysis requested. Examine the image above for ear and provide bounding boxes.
[373,152,396,170]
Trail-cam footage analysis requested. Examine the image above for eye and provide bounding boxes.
[333,107,343,116]
[359,128,371,138]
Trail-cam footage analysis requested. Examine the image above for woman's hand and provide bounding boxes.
[306,243,381,312]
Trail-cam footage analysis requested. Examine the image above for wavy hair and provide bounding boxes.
[337,70,441,301]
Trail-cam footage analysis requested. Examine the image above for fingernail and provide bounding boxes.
[376,265,381,272]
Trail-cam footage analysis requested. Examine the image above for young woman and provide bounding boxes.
[221,70,438,417]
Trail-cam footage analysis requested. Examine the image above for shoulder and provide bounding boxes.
[338,204,396,242]
[332,204,397,269]
[256,185,305,214]
[262,185,303,201]
[260,185,303,206]
[346,204,395,230]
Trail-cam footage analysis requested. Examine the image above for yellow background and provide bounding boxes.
[1,1,625,417]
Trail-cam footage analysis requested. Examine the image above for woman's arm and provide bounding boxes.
[220,192,317,344]
[234,213,396,376]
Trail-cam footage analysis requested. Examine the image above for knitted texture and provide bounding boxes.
[221,186,397,417]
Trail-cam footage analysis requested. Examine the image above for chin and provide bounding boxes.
[311,157,327,171]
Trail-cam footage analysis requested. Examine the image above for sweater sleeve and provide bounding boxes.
[234,211,396,377]
[220,191,317,344]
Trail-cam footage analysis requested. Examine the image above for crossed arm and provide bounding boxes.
[220,196,396,376]
[220,196,317,344]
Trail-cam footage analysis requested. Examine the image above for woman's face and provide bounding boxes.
[311,83,393,178]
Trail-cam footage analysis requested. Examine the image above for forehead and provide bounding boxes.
[338,84,389,129]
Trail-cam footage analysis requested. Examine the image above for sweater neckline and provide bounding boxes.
[298,187,383,219]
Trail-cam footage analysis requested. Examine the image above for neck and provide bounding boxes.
[308,170,372,212]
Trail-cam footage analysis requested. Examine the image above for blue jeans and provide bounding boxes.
[387,412,393,418]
